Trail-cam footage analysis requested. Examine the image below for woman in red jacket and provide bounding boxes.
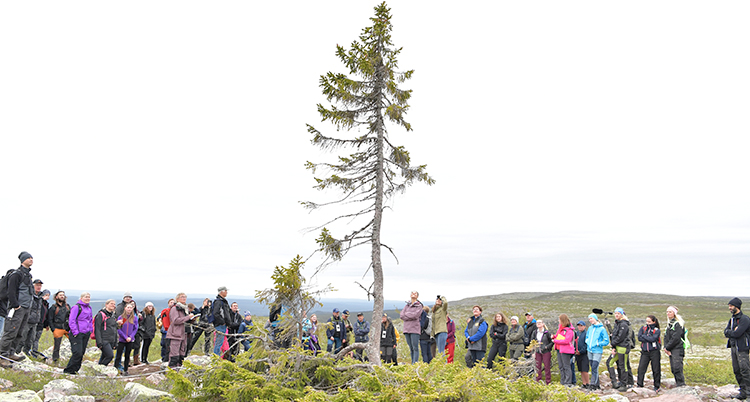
[553,314,576,386]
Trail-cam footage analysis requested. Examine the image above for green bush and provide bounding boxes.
[684,358,734,386]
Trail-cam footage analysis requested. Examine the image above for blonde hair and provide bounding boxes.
[80,292,90,299]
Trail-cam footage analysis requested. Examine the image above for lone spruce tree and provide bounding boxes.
[303,2,434,364]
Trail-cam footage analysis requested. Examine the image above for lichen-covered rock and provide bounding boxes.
[43,339,71,361]
[145,373,166,386]
[0,390,43,402]
[81,360,118,378]
[184,355,211,367]
[630,386,656,397]
[84,347,101,359]
[53,397,94,402]
[11,359,48,373]
[716,384,739,398]
[601,393,628,402]
[119,383,173,402]
[0,378,14,390]
[43,379,79,402]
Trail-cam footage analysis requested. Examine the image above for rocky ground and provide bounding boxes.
[591,370,741,402]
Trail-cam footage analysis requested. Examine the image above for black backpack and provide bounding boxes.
[0,269,18,301]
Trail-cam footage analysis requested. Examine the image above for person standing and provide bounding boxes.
[0,252,34,366]
[464,305,488,367]
[167,293,195,367]
[353,312,370,361]
[636,315,661,391]
[227,302,242,358]
[212,287,231,356]
[400,291,423,364]
[725,298,750,400]
[507,316,525,360]
[487,312,509,369]
[139,302,157,364]
[446,313,456,363]
[606,307,632,391]
[115,302,139,375]
[238,311,254,353]
[664,305,686,387]
[159,298,175,362]
[95,299,118,367]
[115,292,142,366]
[63,292,92,375]
[188,298,213,355]
[585,313,609,390]
[326,308,346,354]
[431,296,448,356]
[47,291,70,364]
[531,319,554,384]
[379,314,396,364]
[523,312,537,358]
[553,314,576,386]
[573,320,590,389]
[31,289,50,358]
[19,279,44,357]
[419,306,433,363]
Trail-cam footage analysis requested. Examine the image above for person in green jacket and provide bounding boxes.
[431,295,448,355]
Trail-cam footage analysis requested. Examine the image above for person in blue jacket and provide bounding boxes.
[464,305,488,367]
[326,308,346,354]
[585,313,610,390]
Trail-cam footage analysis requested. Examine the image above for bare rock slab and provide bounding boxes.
[43,379,79,402]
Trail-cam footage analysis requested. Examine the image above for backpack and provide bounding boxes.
[160,308,171,330]
[682,327,691,351]
[90,311,108,340]
[0,269,18,301]
[206,307,215,324]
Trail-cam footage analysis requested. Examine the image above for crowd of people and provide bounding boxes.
[1,253,749,399]
[0,252,255,375]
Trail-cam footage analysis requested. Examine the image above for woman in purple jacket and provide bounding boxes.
[64,292,93,375]
[115,302,139,376]
[399,290,423,364]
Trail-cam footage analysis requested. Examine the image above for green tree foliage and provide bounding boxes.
[303,2,434,363]
[255,255,332,347]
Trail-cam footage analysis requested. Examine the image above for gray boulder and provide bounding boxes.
[81,360,118,378]
[716,384,739,398]
[43,379,79,402]
[184,355,211,367]
[0,390,42,402]
[0,378,14,390]
[119,383,173,402]
[43,339,71,361]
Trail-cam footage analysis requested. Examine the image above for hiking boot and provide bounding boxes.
[133,353,141,366]
[617,384,628,392]
[9,353,26,362]
[0,358,12,368]
[733,392,748,400]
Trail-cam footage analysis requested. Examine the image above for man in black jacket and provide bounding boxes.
[212,286,231,356]
[726,298,750,400]
[47,290,70,363]
[0,252,34,367]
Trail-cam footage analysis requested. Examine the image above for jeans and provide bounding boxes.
[435,332,447,355]
[404,333,420,364]
[420,339,432,363]
[587,351,602,387]
[213,325,226,355]
[0,316,5,342]
[326,338,342,353]
[469,349,485,367]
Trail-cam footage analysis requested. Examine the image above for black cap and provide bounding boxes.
[33,279,43,285]
[729,297,743,308]
[343,310,350,315]
[357,312,364,316]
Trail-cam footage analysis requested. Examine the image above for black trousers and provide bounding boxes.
[64,332,90,374]
[731,346,750,395]
[637,349,661,388]
[116,342,134,371]
[486,340,507,369]
[668,348,685,386]
[141,337,153,363]
[99,341,116,366]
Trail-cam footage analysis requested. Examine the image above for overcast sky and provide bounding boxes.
[2,1,748,304]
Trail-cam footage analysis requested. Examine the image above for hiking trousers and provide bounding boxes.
[637,349,661,388]
[668,348,685,386]
[731,345,750,396]
[0,307,29,357]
